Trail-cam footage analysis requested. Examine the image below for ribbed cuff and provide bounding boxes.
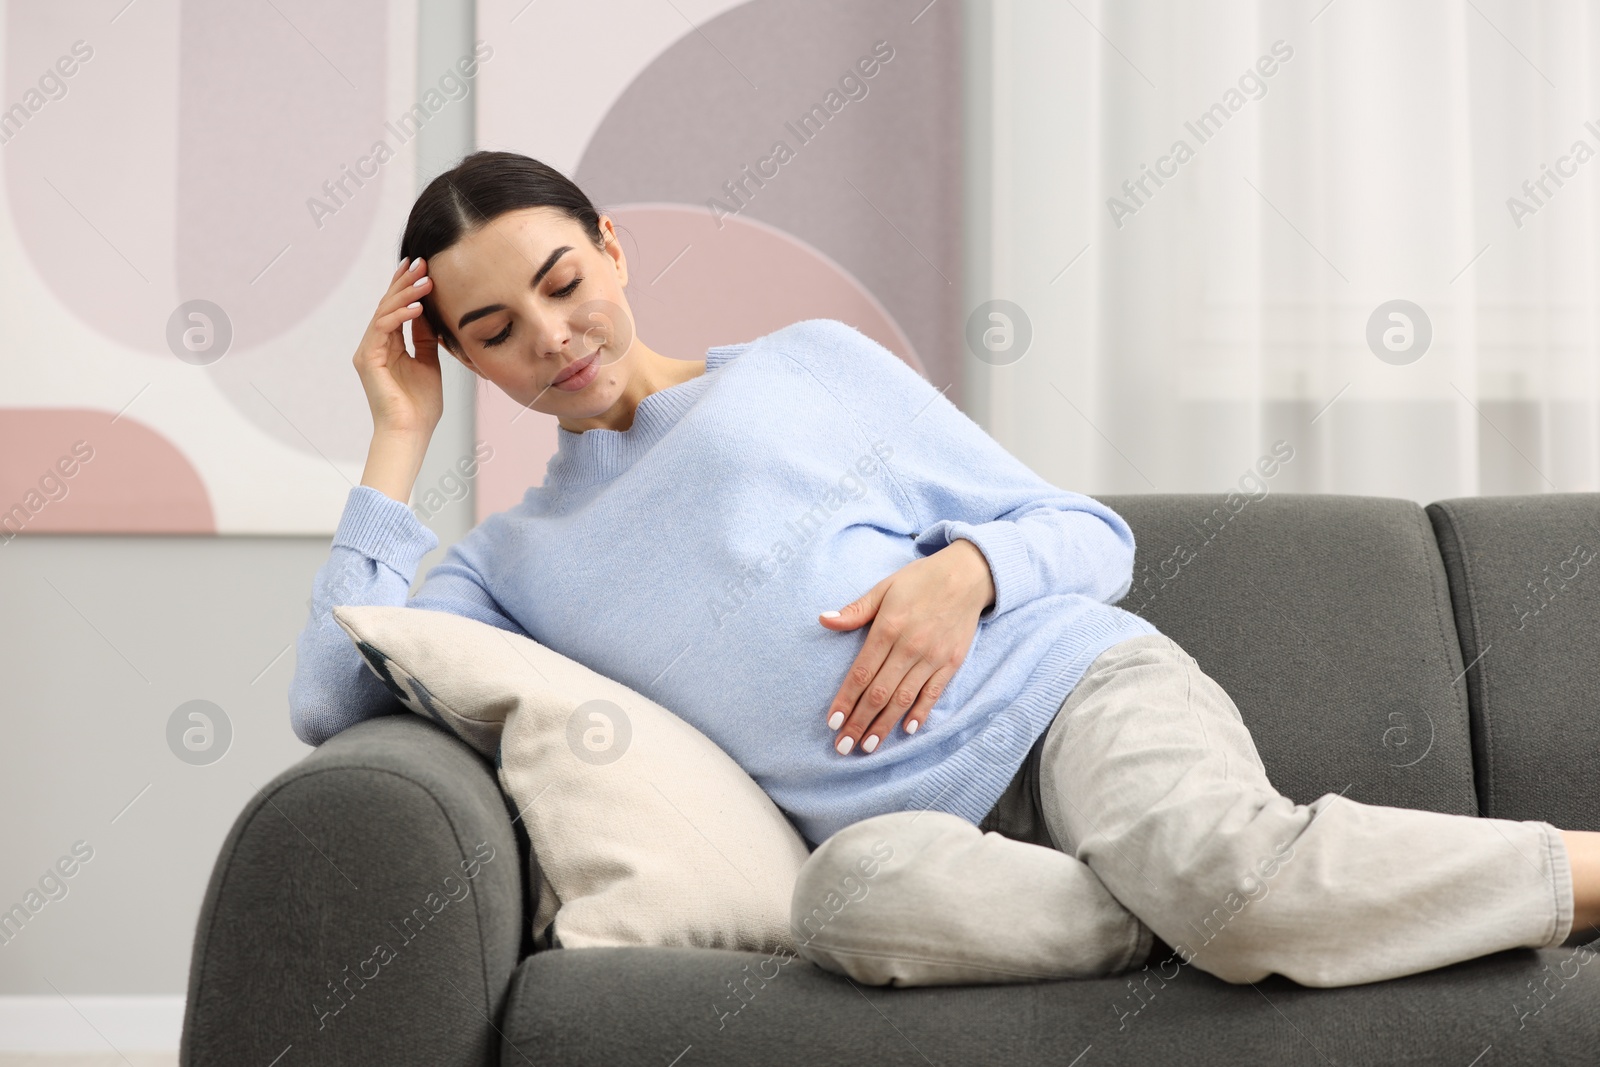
[332,485,440,578]
[915,519,1036,617]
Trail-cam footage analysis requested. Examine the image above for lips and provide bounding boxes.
[551,350,599,387]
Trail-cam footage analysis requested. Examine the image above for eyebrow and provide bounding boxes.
[454,245,573,331]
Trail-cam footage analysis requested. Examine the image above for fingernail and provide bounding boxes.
[411,257,423,270]
[821,610,841,619]
[836,735,854,755]
[407,301,421,309]
[827,711,844,730]
[862,735,879,753]
[413,275,428,287]
[905,719,919,734]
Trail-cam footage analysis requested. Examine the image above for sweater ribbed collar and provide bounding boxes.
[542,341,748,489]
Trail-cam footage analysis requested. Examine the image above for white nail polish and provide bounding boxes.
[862,735,879,753]
[821,610,841,619]
[905,719,919,734]
[407,301,421,309]
[828,711,844,730]
[413,276,428,287]
[410,257,423,270]
[836,735,854,755]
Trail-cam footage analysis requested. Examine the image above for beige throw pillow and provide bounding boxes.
[331,605,811,953]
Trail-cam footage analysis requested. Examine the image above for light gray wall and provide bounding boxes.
[0,0,477,996]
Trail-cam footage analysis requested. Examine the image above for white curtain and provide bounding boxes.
[967,0,1600,502]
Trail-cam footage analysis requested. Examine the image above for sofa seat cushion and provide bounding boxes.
[1100,493,1479,816]
[499,942,1600,1066]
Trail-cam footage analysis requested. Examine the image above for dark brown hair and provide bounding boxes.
[399,151,604,354]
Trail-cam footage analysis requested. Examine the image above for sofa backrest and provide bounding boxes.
[1099,493,1479,817]
[1428,495,1600,832]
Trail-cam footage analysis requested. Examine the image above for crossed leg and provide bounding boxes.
[1037,634,1572,986]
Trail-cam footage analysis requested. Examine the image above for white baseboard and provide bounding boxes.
[0,997,184,1052]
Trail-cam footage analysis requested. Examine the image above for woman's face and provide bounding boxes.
[425,206,637,421]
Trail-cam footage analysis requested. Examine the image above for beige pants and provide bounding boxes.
[790,634,1574,987]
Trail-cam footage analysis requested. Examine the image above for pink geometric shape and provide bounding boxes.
[0,409,215,536]
[3,2,389,355]
[475,203,923,522]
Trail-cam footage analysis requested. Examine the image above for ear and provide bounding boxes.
[597,214,628,288]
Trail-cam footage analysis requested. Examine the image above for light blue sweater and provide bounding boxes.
[289,318,1158,846]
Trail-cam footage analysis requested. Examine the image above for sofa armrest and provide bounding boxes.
[181,714,527,1067]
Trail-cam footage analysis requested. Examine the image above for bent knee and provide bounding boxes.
[792,811,1151,987]
[791,811,961,940]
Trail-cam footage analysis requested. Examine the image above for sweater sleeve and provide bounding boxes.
[287,485,528,746]
[789,319,1138,617]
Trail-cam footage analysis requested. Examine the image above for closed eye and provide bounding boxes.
[478,276,582,349]
[481,322,512,348]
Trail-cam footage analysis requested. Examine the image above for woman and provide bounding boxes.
[289,150,1598,991]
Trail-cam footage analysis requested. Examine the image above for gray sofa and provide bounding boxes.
[181,493,1600,1065]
